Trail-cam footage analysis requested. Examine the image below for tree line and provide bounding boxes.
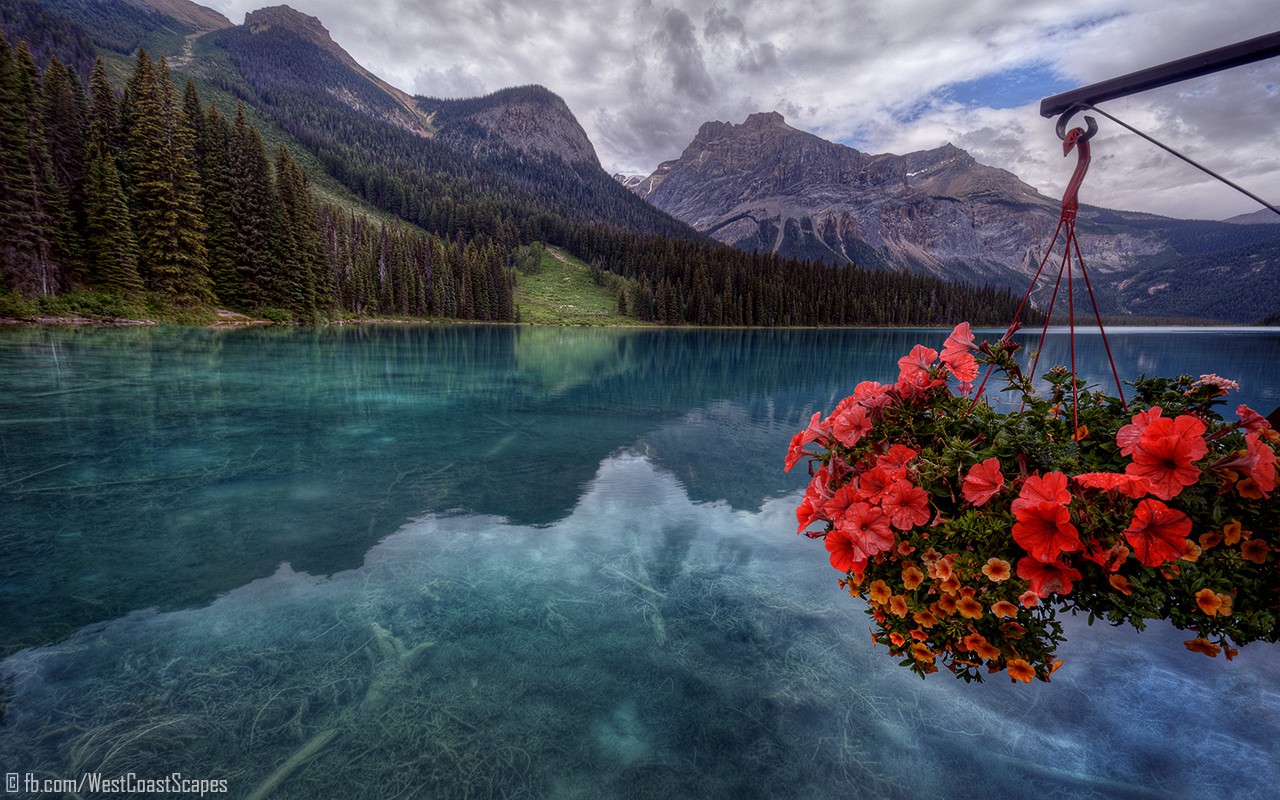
[3,20,1028,328]
[0,36,514,321]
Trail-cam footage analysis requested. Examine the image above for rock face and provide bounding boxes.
[423,86,599,166]
[629,112,1061,285]
[623,112,1280,320]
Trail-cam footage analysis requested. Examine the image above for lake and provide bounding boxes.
[1,324,1278,799]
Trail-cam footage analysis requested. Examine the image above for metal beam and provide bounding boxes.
[1040,30,1280,118]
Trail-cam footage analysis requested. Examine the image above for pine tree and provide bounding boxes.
[40,56,87,281]
[121,51,211,304]
[0,38,60,296]
[83,57,141,295]
[275,144,322,315]
[196,102,238,304]
[228,102,282,308]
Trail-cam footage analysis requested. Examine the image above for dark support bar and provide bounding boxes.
[1040,30,1280,118]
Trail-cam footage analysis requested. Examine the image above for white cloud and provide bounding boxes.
[203,0,1280,219]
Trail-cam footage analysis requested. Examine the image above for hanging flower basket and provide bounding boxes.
[786,323,1280,682]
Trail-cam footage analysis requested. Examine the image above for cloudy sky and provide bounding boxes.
[204,0,1280,220]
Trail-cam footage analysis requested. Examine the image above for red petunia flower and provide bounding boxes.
[941,322,979,383]
[1012,500,1081,562]
[822,483,860,522]
[1072,472,1154,499]
[830,404,873,448]
[1125,414,1207,501]
[1016,557,1081,597]
[1237,404,1272,433]
[785,412,828,472]
[1011,472,1071,518]
[1116,407,1163,457]
[841,502,894,559]
[882,480,931,530]
[856,466,896,503]
[897,344,938,382]
[796,485,829,535]
[962,457,1005,506]
[1243,432,1276,496]
[1123,498,1190,566]
[876,444,918,476]
[824,528,867,574]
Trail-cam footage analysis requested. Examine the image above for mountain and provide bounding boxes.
[2,0,1030,328]
[625,112,1280,322]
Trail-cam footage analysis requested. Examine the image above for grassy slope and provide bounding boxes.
[513,247,637,326]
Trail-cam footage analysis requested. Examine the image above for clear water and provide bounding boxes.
[1,324,1277,799]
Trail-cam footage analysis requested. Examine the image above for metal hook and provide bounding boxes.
[1055,105,1099,142]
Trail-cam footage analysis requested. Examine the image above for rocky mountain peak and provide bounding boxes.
[244,5,331,47]
[424,85,599,166]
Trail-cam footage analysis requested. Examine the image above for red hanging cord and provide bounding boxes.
[975,115,1129,416]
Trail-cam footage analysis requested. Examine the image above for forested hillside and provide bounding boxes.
[1,0,1030,326]
[0,40,514,320]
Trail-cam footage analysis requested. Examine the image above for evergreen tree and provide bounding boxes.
[0,38,60,296]
[40,55,87,280]
[82,57,141,295]
[228,102,282,308]
[196,102,238,304]
[275,144,322,314]
[121,51,211,304]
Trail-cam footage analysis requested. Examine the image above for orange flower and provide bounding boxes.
[981,557,1011,582]
[1182,540,1202,563]
[1006,659,1036,683]
[974,640,1001,661]
[1196,588,1225,616]
[1242,539,1271,564]
[991,600,1019,619]
[1223,520,1245,545]
[867,580,891,605]
[890,632,906,647]
[1199,531,1224,550]
[961,632,986,652]
[1184,637,1222,657]
[902,564,925,590]
[1238,477,1266,499]
[956,596,984,620]
[912,610,938,628]
[910,627,929,641]
[1018,589,1040,608]
[934,595,958,615]
[962,458,1005,507]
[910,642,934,662]
[889,595,910,617]
[1108,574,1133,595]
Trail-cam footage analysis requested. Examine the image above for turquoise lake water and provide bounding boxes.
[1,324,1278,798]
